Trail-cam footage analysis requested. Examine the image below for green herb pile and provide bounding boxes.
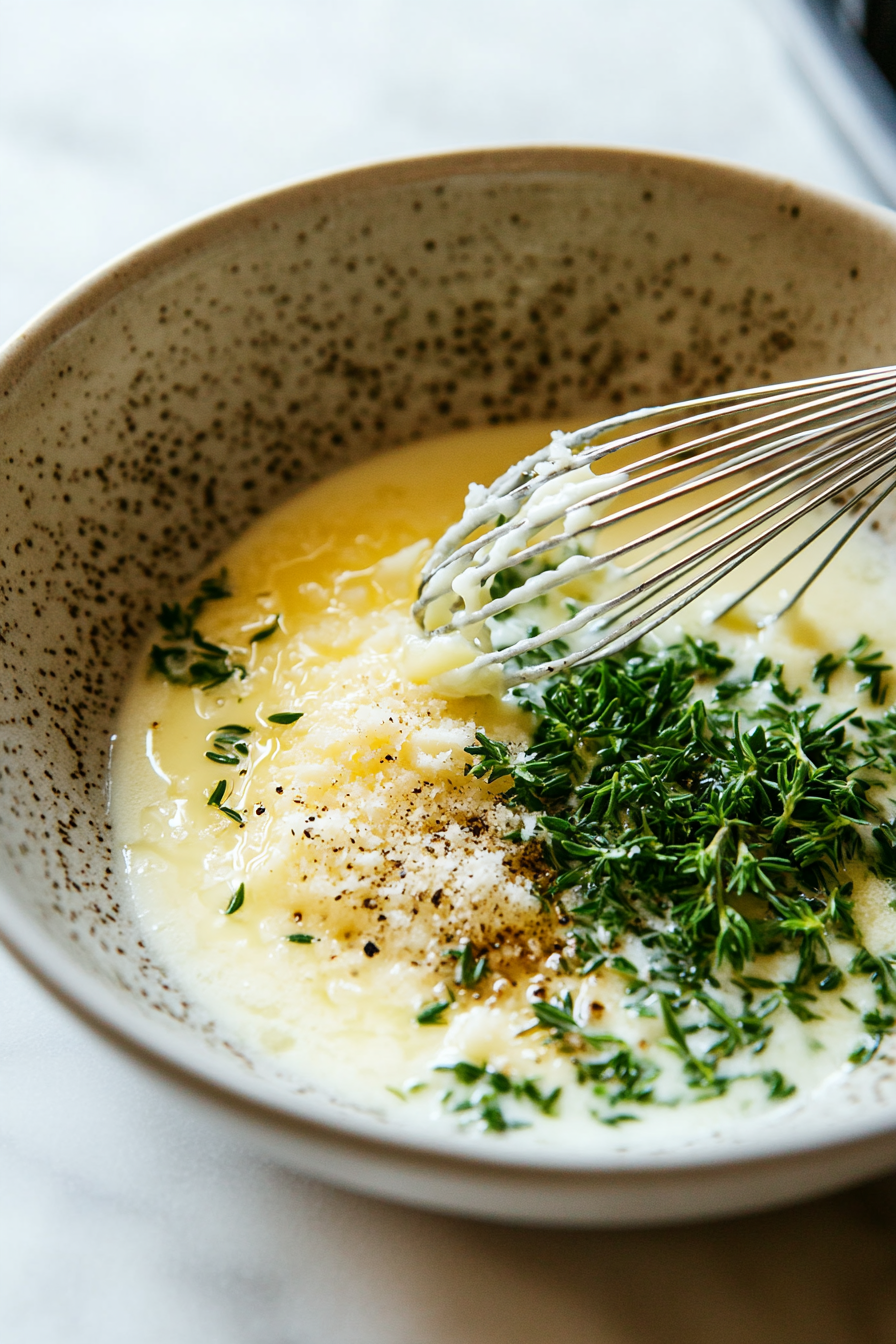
[464,634,896,1119]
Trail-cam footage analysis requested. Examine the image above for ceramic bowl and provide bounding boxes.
[4,147,896,1226]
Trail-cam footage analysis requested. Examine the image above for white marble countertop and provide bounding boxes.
[3,2,896,1339]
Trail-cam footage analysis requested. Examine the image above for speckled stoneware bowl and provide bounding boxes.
[5,147,896,1226]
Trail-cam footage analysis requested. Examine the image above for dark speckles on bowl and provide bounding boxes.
[3,148,896,1223]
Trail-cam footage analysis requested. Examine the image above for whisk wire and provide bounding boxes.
[430,399,896,630]
[414,366,896,686]
[485,433,896,686]
[416,369,896,607]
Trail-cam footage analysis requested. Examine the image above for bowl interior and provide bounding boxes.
[3,147,896,1157]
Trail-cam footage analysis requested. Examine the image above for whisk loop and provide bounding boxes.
[413,366,896,687]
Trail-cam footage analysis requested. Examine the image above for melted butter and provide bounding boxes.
[113,421,896,1145]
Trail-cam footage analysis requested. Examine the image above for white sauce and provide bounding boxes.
[112,422,896,1147]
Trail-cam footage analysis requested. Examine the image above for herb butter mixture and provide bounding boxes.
[113,423,896,1140]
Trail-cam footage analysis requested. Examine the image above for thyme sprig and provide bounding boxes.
[468,634,896,1105]
[150,569,247,689]
[435,1060,561,1132]
[206,724,253,766]
[813,634,892,704]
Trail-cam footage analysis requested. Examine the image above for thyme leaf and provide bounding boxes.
[224,883,245,915]
[250,615,281,644]
[207,779,244,826]
[205,723,253,767]
[452,942,489,988]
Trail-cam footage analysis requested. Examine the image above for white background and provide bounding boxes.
[2,2,896,1340]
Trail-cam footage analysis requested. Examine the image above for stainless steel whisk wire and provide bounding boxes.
[413,366,896,686]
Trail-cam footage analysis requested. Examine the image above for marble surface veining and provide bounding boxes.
[3,1,896,1340]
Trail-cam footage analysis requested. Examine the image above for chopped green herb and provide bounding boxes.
[224,883,245,915]
[812,651,845,695]
[872,821,896,885]
[518,1079,562,1115]
[250,616,281,644]
[438,1060,485,1084]
[467,633,896,1108]
[849,635,892,705]
[848,1009,896,1065]
[760,1069,796,1100]
[531,999,623,1052]
[479,1100,525,1132]
[267,712,304,725]
[433,1059,561,1129]
[205,724,254,768]
[714,656,774,703]
[849,949,896,1004]
[385,1081,427,1101]
[452,942,488,988]
[416,1000,451,1025]
[150,569,246,689]
[207,779,243,826]
[577,1042,659,1106]
[813,635,891,704]
[286,933,314,944]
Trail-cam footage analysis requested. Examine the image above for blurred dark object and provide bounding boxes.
[763,0,896,203]
[830,0,896,90]
[865,0,896,89]
[805,1,896,99]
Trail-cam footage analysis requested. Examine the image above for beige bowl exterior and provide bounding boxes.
[4,147,896,1225]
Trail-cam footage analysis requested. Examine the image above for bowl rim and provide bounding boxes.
[4,142,896,1179]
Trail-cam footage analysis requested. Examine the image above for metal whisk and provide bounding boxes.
[413,366,896,687]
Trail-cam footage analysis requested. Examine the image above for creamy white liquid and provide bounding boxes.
[112,422,896,1148]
